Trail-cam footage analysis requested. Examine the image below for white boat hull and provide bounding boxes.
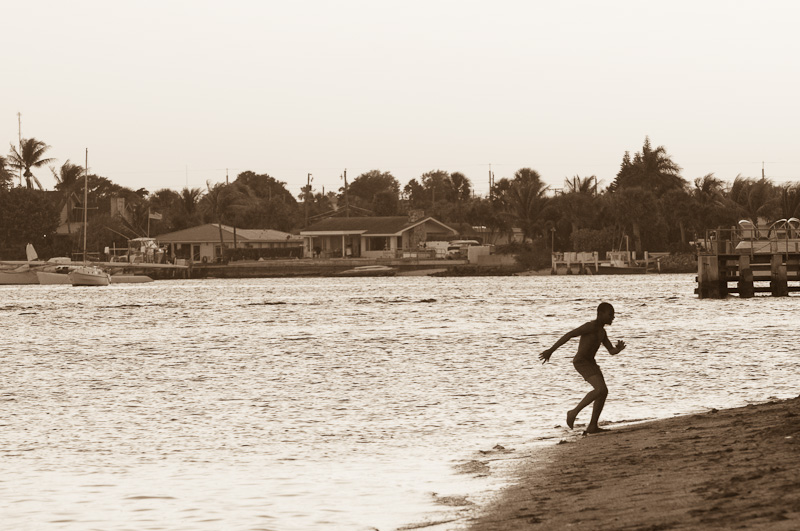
[69,266,111,286]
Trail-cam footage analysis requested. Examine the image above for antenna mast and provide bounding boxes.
[17,112,22,187]
[83,148,89,263]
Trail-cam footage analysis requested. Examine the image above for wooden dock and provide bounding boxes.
[696,252,800,298]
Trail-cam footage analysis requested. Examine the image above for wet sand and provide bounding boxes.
[467,396,800,530]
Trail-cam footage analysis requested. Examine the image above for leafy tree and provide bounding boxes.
[236,171,296,204]
[610,137,685,196]
[420,169,455,204]
[372,190,400,215]
[403,178,426,207]
[0,188,59,250]
[449,172,472,202]
[465,197,512,244]
[347,170,400,204]
[571,227,616,253]
[0,155,13,190]
[8,138,56,190]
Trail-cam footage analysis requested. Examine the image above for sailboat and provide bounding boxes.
[68,149,111,287]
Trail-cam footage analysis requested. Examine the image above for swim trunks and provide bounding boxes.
[573,359,602,381]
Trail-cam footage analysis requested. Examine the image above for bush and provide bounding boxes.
[570,228,615,253]
[495,240,551,270]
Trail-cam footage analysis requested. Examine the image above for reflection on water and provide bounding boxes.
[2,275,799,529]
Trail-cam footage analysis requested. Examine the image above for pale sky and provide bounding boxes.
[4,0,799,198]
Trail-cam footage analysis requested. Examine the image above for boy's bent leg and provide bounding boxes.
[585,373,609,433]
[568,371,605,428]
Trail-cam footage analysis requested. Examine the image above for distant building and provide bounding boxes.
[156,223,302,263]
[300,213,457,258]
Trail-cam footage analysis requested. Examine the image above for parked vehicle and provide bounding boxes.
[445,240,480,259]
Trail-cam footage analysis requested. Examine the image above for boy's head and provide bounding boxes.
[597,302,615,324]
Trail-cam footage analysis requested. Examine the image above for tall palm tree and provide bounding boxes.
[8,138,56,190]
[51,160,85,235]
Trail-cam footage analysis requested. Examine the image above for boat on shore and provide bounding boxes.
[334,265,397,277]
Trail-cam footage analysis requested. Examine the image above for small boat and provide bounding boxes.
[69,265,111,286]
[334,265,397,277]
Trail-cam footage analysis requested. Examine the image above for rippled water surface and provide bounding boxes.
[2,275,799,530]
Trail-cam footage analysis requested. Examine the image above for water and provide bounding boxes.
[2,275,799,530]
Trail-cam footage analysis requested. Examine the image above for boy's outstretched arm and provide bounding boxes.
[602,333,626,355]
[539,322,593,364]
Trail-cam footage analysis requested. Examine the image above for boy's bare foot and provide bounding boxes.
[566,410,577,429]
[585,426,610,434]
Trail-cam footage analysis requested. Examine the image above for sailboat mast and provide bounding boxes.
[83,148,88,263]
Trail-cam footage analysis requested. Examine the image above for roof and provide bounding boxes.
[300,216,457,236]
[156,223,300,243]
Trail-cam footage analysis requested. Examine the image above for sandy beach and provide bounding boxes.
[467,396,800,530]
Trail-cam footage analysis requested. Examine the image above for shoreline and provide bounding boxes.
[462,396,800,530]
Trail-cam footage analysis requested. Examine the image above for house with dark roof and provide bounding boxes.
[299,213,457,258]
[156,223,302,262]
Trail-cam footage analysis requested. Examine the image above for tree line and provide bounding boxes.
[2,136,800,260]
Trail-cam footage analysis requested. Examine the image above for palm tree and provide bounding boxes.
[728,176,779,225]
[691,174,734,234]
[560,175,600,233]
[51,160,85,235]
[180,187,203,221]
[504,168,549,242]
[777,183,800,220]
[8,138,56,190]
[200,182,250,261]
[564,175,599,195]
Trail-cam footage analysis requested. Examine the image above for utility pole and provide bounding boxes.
[343,168,349,217]
[305,173,312,227]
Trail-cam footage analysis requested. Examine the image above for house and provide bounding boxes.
[156,223,302,263]
[300,212,458,258]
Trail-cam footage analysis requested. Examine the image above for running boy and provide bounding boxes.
[539,302,626,434]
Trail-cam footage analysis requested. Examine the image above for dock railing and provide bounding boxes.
[696,225,800,298]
